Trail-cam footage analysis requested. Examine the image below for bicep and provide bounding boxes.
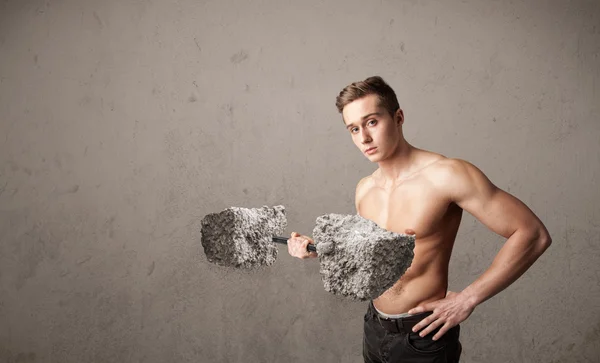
[449,160,543,239]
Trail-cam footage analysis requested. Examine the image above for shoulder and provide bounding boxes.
[355,174,373,197]
[427,158,497,200]
[425,157,483,179]
[355,173,375,213]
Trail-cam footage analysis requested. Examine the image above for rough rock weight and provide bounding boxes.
[313,213,416,301]
[200,205,287,268]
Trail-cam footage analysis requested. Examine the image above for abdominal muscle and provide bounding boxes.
[372,236,454,314]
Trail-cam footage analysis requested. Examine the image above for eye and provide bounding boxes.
[351,127,358,133]
[368,119,377,126]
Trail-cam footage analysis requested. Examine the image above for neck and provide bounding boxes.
[376,140,418,182]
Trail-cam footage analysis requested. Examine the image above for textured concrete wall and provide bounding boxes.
[1,0,599,362]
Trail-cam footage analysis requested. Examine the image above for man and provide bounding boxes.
[287,76,552,362]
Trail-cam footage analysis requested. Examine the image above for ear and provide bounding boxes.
[395,108,404,126]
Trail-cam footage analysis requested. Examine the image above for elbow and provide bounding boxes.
[536,229,552,253]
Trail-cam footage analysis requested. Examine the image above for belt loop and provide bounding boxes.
[376,310,383,325]
[370,301,376,319]
[372,302,384,327]
[396,318,403,333]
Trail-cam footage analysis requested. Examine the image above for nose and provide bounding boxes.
[360,128,372,144]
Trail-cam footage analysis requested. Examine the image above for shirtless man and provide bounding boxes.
[287,76,552,362]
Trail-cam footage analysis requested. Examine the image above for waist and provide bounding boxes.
[373,275,449,313]
[373,303,413,319]
[367,300,433,334]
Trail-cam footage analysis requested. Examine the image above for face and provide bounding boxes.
[342,94,404,162]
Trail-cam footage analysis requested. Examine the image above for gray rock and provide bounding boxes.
[313,213,415,301]
[201,205,287,268]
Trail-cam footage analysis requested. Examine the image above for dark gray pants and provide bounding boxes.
[363,301,462,363]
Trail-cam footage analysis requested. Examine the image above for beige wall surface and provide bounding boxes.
[1,0,599,362]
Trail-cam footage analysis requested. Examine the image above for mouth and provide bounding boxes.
[364,147,377,154]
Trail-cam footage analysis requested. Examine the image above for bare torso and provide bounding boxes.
[356,151,463,314]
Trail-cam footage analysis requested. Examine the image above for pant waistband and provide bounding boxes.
[368,301,432,334]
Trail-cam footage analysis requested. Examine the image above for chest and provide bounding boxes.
[357,181,453,238]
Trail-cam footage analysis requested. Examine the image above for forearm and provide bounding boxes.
[460,227,552,308]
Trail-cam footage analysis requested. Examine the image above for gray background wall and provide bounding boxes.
[1,0,599,362]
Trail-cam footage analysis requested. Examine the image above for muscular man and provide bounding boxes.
[287,76,552,362]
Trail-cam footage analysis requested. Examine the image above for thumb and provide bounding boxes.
[446,290,458,298]
[408,303,430,315]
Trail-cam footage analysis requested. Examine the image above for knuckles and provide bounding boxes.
[286,236,315,259]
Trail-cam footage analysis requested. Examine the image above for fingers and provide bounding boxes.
[287,232,316,259]
[432,322,452,341]
[291,232,313,242]
[416,316,445,338]
[408,294,470,341]
[301,239,318,259]
[411,311,437,333]
[409,303,455,340]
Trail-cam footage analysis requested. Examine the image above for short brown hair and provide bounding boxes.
[335,76,400,118]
